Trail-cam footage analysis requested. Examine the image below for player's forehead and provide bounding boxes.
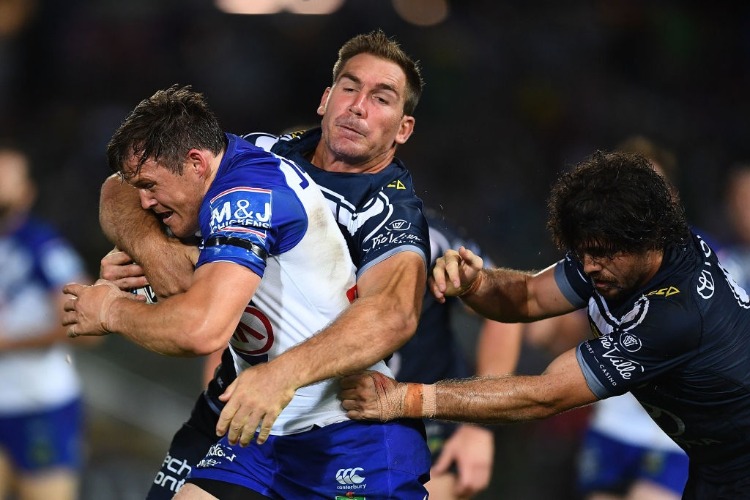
[120,153,158,182]
[337,53,407,94]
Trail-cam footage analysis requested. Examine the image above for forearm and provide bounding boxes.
[99,174,196,296]
[426,376,563,424]
[105,296,216,356]
[274,253,425,389]
[460,268,536,322]
[407,350,595,424]
[272,291,420,388]
[106,298,204,357]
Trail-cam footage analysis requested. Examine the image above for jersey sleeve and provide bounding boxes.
[196,166,307,277]
[352,173,430,277]
[577,296,702,399]
[552,254,591,309]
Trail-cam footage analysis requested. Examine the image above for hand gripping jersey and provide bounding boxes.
[0,216,86,414]
[197,134,391,435]
[555,232,750,482]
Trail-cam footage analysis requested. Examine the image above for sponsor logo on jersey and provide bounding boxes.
[387,180,406,189]
[230,305,274,365]
[365,231,424,254]
[336,467,366,491]
[209,187,272,232]
[619,332,642,353]
[387,219,411,231]
[599,335,644,380]
[697,269,714,299]
[196,443,237,469]
[646,286,680,297]
[152,453,190,493]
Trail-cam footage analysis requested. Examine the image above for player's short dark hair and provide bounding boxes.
[547,150,690,257]
[332,30,424,116]
[106,84,226,177]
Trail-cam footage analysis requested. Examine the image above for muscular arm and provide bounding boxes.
[63,261,259,357]
[218,250,426,445]
[99,174,197,297]
[431,247,578,322]
[280,251,425,383]
[341,348,599,424]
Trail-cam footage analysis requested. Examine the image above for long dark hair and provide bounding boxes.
[547,150,690,256]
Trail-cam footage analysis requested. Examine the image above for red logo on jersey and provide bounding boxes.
[230,306,274,355]
[346,284,358,303]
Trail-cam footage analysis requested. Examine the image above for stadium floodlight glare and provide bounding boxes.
[392,0,449,26]
[215,0,344,15]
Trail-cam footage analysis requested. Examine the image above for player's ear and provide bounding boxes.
[395,115,415,145]
[186,149,210,178]
[317,87,332,116]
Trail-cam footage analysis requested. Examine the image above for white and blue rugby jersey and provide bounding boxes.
[197,134,391,435]
[0,216,86,413]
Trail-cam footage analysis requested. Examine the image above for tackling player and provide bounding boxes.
[97,31,434,499]
[341,151,750,499]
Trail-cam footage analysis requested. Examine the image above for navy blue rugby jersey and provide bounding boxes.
[391,208,494,383]
[245,128,430,276]
[556,232,750,479]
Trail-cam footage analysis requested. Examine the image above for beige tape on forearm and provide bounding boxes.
[372,373,437,421]
[99,292,119,333]
[422,383,436,419]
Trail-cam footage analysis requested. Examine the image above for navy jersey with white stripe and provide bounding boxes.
[555,232,750,481]
[247,128,430,277]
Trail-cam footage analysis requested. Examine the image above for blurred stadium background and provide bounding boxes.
[1,0,748,498]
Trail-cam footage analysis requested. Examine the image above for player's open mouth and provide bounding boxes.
[156,211,174,223]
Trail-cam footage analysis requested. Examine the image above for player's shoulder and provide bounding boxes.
[242,131,277,151]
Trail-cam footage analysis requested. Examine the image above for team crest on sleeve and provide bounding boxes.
[209,187,272,232]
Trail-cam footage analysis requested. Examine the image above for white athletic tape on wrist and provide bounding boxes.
[422,384,436,419]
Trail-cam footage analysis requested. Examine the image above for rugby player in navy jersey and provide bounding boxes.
[97,31,438,499]
[341,151,750,499]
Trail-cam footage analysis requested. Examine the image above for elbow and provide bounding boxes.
[388,305,420,349]
[178,318,231,357]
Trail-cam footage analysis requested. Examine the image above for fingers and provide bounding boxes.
[430,446,453,476]
[458,245,483,270]
[215,376,282,447]
[61,281,124,336]
[62,282,84,298]
[100,250,148,290]
[431,248,465,296]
